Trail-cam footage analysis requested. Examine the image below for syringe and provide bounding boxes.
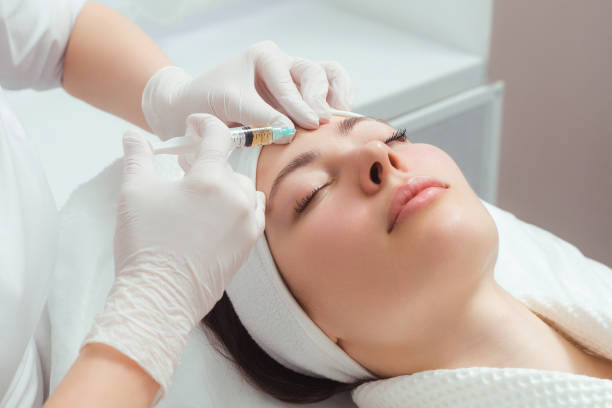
[152,125,296,155]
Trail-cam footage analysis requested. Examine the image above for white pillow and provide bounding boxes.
[483,201,611,302]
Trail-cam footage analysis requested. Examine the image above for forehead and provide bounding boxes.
[255,116,392,194]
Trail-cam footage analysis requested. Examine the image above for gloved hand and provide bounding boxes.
[141,40,353,141]
[84,114,265,399]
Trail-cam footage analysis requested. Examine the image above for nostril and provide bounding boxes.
[370,162,382,184]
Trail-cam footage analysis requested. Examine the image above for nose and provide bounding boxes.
[357,140,400,195]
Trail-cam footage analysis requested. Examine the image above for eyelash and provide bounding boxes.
[294,129,408,214]
[295,183,328,213]
[384,128,408,144]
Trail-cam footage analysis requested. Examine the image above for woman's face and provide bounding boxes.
[256,116,499,376]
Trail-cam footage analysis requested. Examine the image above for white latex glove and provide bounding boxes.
[84,114,265,399]
[141,40,353,141]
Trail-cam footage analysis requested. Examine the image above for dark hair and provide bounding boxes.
[201,292,360,404]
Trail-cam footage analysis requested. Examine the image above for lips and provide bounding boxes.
[387,176,449,233]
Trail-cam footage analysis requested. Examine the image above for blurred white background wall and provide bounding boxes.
[489,0,612,266]
[96,0,236,26]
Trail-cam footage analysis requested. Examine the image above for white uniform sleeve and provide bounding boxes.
[0,0,87,91]
[0,94,59,403]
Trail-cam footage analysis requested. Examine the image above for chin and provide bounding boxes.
[398,192,499,278]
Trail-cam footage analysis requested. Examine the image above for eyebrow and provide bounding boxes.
[338,116,367,137]
[268,150,320,211]
[267,116,387,211]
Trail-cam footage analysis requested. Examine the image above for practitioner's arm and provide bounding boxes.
[44,344,158,408]
[62,1,171,132]
[62,3,354,141]
[46,115,265,406]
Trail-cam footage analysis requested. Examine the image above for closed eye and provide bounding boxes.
[384,128,407,144]
[294,182,330,214]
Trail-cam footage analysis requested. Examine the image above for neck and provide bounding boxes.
[438,281,579,371]
[369,278,612,380]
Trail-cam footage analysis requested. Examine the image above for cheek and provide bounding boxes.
[396,144,468,185]
[274,196,396,336]
[300,200,375,267]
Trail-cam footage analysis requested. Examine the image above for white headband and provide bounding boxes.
[225,112,375,383]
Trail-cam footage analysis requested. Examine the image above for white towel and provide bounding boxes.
[353,365,612,408]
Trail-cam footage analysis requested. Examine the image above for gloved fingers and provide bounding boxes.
[320,60,353,111]
[232,172,259,207]
[238,92,296,140]
[121,130,156,186]
[251,41,319,129]
[185,114,233,176]
[254,190,266,235]
[290,58,332,123]
[228,173,265,237]
[229,181,266,242]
